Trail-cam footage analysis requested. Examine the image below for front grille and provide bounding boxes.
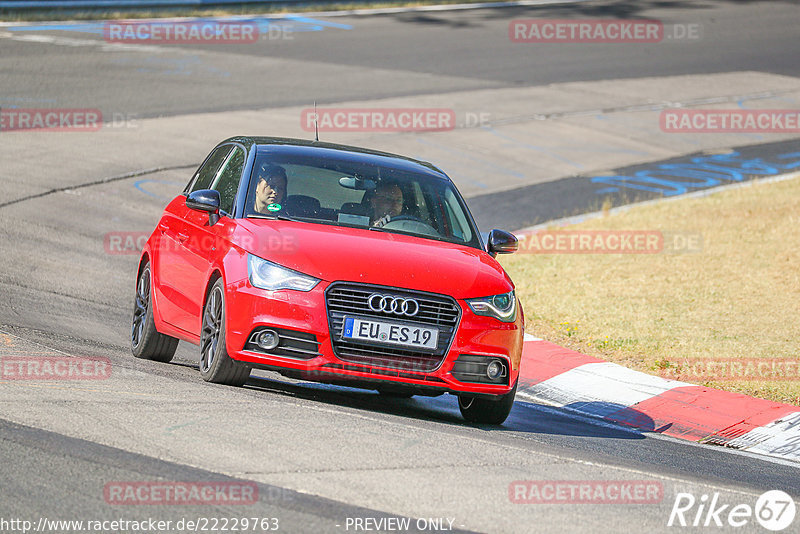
[325,283,461,372]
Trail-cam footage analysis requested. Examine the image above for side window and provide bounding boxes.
[188,145,232,193]
[212,147,246,215]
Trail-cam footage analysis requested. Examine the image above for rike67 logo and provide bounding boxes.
[668,490,796,531]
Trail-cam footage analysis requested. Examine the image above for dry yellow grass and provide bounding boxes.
[500,175,800,405]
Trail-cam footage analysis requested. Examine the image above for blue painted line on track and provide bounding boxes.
[590,149,800,197]
[134,179,185,199]
[4,16,352,35]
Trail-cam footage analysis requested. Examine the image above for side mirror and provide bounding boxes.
[487,229,518,256]
[186,189,220,212]
[186,189,221,226]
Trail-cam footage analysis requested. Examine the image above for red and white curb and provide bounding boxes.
[518,334,800,463]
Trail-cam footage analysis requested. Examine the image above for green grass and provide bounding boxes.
[500,175,800,405]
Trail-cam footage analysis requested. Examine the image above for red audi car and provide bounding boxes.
[131,137,523,424]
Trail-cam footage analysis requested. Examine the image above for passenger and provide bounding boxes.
[368,182,404,227]
[254,164,288,214]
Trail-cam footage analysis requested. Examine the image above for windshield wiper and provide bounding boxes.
[368,225,459,244]
[248,213,301,222]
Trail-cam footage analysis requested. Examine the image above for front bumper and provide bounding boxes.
[225,280,523,397]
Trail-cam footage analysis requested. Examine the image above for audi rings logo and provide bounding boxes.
[368,294,419,317]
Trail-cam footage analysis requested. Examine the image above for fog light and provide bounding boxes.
[486,360,504,381]
[257,330,280,350]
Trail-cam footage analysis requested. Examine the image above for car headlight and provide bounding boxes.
[247,254,320,292]
[466,290,517,322]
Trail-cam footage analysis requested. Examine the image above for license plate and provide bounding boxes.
[342,317,439,350]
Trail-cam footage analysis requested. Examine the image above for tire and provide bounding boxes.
[199,279,251,387]
[131,263,179,363]
[458,381,517,425]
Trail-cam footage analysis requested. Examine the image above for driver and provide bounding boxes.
[254,164,288,214]
[368,182,404,227]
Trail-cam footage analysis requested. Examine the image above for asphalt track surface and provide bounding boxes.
[1,1,800,533]
[0,0,798,117]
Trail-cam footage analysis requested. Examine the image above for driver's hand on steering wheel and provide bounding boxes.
[373,214,392,228]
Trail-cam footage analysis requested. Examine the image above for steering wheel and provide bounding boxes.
[380,215,440,237]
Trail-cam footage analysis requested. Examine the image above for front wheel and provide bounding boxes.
[131,263,178,363]
[199,279,251,387]
[458,381,517,425]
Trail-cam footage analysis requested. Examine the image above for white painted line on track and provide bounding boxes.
[0,31,170,52]
[727,412,800,462]
[516,396,800,471]
[514,404,800,492]
[526,362,691,415]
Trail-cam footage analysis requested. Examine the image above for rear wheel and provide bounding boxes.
[199,279,251,387]
[458,381,517,425]
[131,263,178,362]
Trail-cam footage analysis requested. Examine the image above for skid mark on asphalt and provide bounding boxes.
[0,164,198,210]
[486,89,800,128]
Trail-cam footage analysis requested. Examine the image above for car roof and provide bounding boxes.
[221,136,451,180]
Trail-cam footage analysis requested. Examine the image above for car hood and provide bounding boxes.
[235,220,514,299]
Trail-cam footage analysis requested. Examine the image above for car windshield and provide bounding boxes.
[245,149,481,249]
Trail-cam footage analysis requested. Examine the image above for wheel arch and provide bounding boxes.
[136,252,150,280]
[203,269,224,309]
[136,251,162,329]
